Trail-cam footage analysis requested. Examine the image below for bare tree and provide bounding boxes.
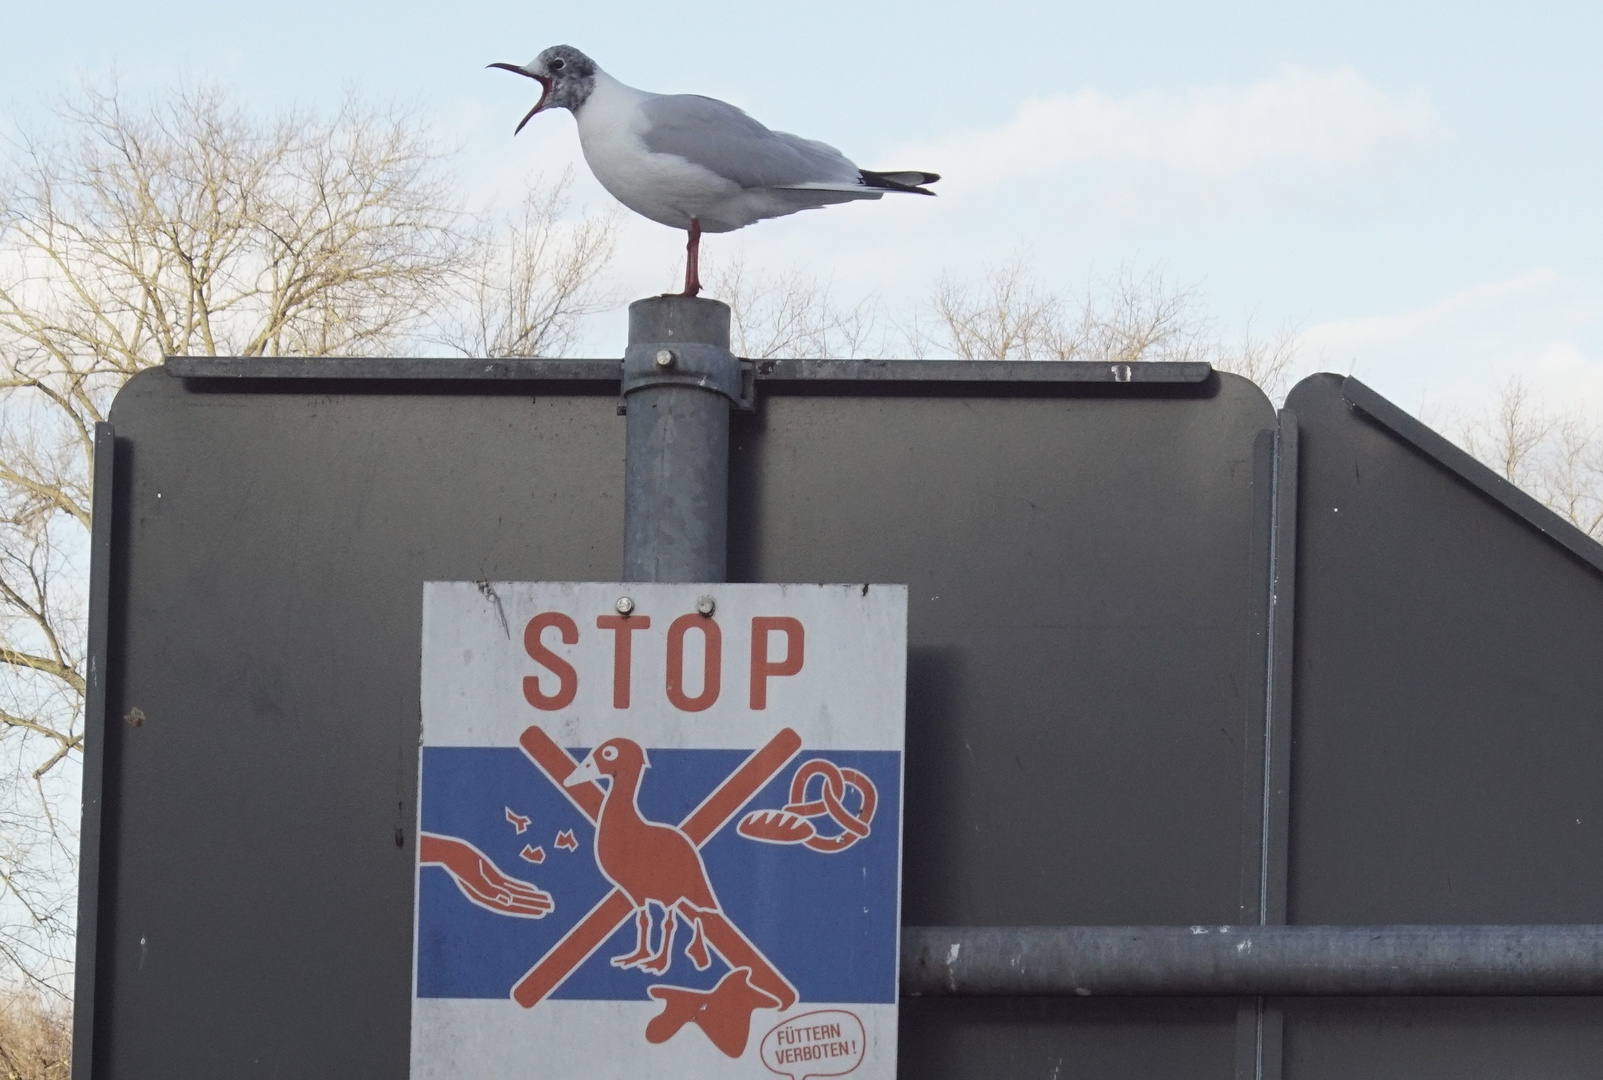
[1543,414,1603,539]
[1071,267,1210,366]
[1458,377,1603,539]
[705,256,886,360]
[0,987,69,1080]
[0,82,467,991]
[1461,377,1554,489]
[1214,321,1300,403]
[438,174,618,358]
[0,81,615,997]
[913,256,1300,398]
[920,257,1065,362]
[703,253,1304,401]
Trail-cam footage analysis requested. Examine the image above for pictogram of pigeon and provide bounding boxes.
[490,46,939,298]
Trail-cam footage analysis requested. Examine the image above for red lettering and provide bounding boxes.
[750,616,804,709]
[523,612,578,710]
[666,613,721,712]
[595,614,651,709]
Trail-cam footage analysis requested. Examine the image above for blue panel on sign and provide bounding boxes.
[417,747,901,1004]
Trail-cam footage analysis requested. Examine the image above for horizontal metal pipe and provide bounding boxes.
[900,925,1603,997]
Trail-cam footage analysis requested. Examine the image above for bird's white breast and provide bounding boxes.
[574,74,740,231]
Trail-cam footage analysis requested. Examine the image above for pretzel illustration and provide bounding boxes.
[737,758,877,853]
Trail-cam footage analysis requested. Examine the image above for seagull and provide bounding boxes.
[490,46,939,298]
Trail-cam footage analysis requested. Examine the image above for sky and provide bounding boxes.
[3,0,1601,422]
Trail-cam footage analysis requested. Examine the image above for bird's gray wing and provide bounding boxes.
[638,94,863,190]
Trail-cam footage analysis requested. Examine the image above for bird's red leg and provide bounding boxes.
[681,218,703,298]
[639,907,679,975]
[611,907,656,968]
[680,903,713,971]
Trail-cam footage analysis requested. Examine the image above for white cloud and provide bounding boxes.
[1299,271,1569,354]
[1295,271,1603,424]
[899,66,1439,196]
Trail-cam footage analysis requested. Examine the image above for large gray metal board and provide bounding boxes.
[1279,374,1603,1077]
[730,380,1278,1078]
[80,363,1276,1079]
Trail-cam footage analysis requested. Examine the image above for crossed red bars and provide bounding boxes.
[513,725,803,1009]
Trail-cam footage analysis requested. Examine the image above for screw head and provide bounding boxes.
[654,349,676,370]
[615,596,635,615]
[695,595,716,617]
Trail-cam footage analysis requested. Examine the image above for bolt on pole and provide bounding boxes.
[620,297,746,584]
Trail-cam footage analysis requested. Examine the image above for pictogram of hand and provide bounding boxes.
[419,833,554,918]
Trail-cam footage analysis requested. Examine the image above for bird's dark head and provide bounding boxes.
[488,46,598,133]
[566,737,649,788]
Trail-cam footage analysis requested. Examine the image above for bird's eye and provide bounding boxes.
[600,745,617,761]
[550,58,566,71]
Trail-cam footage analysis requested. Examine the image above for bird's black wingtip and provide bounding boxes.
[860,169,941,195]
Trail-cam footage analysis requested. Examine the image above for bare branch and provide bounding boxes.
[0,653,82,697]
[1455,378,1603,540]
[437,174,619,358]
[0,711,79,755]
[706,254,886,361]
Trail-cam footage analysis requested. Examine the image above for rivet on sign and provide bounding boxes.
[695,595,716,617]
[655,349,676,370]
[615,596,635,615]
[1111,363,1133,383]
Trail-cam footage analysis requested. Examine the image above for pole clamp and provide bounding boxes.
[621,342,754,411]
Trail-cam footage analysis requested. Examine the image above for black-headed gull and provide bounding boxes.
[491,46,939,298]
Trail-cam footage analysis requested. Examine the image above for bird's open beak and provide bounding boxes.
[565,756,601,787]
[487,62,553,134]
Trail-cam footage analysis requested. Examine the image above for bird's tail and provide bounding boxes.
[860,170,940,195]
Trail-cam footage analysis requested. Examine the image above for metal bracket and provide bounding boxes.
[620,342,754,412]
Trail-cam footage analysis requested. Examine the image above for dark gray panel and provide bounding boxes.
[733,379,1276,1080]
[86,367,1276,1079]
[901,998,1240,1080]
[1283,998,1603,1080]
[1286,373,1603,922]
[95,372,623,1078]
[1282,373,1603,1075]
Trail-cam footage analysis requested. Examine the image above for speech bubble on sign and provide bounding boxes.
[760,1009,866,1080]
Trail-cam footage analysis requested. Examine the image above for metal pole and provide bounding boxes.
[620,297,746,583]
[900,925,1603,997]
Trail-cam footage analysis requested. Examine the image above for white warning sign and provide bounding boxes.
[411,581,906,1079]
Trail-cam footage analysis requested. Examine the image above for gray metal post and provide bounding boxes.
[621,296,746,583]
